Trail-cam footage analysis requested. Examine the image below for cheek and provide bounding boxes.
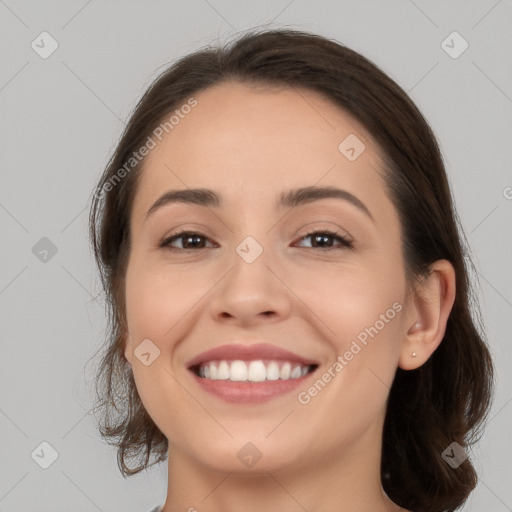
[124,255,203,339]
[290,259,405,344]
[123,258,205,438]
[297,270,405,446]
[294,259,406,411]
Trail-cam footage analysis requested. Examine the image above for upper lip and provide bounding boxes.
[185,343,319,369]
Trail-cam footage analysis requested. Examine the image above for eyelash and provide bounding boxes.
[160,229,354,252]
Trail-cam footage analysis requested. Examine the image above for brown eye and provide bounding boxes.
[295,230,353,250]
[160,229,353,252]
[160,231,215,250]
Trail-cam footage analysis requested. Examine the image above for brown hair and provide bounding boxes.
[88,28,495,512]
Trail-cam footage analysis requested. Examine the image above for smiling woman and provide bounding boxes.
[88,28,495,512]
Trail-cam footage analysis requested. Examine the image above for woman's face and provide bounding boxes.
[123,81,415,474]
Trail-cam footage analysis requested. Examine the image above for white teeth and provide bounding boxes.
[229,360,247,381]
[290,366,302,379]
[196,359,313,382]
[218,361,230,380]
[280,362,291,379]
[248,361,266,382]
[266,361,280,380]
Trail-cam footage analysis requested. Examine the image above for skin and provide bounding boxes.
[123,81,456,512]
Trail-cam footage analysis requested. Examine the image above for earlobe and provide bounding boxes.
[398,259,456,371]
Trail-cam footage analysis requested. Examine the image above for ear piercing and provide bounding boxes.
[411,352,417,357]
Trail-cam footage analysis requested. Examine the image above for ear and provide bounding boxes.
[398,259,456,370]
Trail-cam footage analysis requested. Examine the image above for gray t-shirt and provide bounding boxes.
[149,506,163,512]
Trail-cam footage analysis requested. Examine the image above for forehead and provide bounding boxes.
[131,81,392,225]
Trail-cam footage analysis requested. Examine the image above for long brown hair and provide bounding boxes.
[88,28,495,512]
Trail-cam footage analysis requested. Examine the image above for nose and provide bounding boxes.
[208,249,292,327]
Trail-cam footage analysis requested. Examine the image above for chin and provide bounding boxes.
[190,437,305,475]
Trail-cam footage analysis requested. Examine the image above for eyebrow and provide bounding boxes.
[144,186,374,223]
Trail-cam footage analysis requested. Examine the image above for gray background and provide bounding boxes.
[0,1,511,511]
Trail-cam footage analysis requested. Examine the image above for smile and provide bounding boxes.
[193,359,317,382]
[188,360,319,403]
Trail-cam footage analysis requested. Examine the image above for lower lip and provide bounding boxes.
[189,369,316,403]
